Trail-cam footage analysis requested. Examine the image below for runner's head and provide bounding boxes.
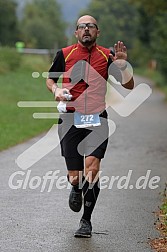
[75,15,100,47]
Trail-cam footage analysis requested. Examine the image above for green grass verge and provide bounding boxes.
[134,67,167,99]
[0,54,57,151]
[161,200,167,219]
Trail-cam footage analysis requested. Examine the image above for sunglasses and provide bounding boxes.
[76,23,98,30]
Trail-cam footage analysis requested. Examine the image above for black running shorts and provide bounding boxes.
[58,110,109,170]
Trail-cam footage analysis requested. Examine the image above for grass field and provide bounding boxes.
[0,54,57,150]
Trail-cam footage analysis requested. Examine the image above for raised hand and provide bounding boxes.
[109,41,127,61]
[109,41,128,70]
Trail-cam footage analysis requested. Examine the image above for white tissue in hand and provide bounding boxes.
[57,101,67,113]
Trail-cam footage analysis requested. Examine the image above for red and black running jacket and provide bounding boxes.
[48,43,121,114]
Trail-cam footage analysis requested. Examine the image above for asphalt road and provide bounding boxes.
[0,75,167,252]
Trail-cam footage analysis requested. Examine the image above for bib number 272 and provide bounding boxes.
[74,112,101,128]
[81,114,94,123]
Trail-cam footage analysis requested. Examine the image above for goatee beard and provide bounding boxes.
[81,37,96,47]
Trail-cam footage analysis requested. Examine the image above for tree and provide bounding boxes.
[79,0,138,49]
[151,13,167,78]
[129,0,167,15]
[129,0,167,79]
[0,0,18,46]
[20,0,67,49]
[129,0,167,46]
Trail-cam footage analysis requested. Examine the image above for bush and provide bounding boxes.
[0,47,21,73]
[129,40,152,68]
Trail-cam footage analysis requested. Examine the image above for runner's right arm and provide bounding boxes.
[46,50,71,101]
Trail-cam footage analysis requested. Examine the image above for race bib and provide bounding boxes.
[74,112,101,128]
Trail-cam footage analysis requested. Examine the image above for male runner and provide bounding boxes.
[46,15,134,237]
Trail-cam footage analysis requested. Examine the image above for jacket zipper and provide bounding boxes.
[85,51,91,114]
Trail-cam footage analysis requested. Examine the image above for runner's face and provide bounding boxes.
[75,17,100,47]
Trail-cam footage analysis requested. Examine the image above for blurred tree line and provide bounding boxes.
[0,0,67,49]
[0,0,18,46]
[0,0,167,81]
